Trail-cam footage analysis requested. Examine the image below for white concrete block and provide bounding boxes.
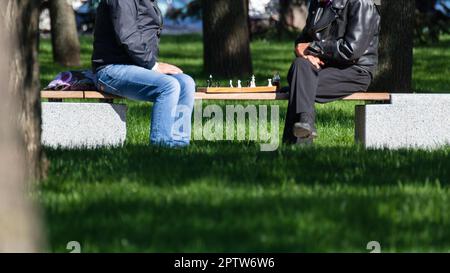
[42,102,127,148]
[356,94,450,149]
[390,94,450,106]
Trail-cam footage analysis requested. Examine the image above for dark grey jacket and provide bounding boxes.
[297,0,381,75]
[92,0,163,72]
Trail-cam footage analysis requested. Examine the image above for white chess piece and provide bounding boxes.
[250,75,256,88]
[237,80,242,88]
[268,79,273,87]
[229,80,234,88]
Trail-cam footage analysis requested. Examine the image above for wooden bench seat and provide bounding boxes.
[41,90,391,102]
[40,90,398,149]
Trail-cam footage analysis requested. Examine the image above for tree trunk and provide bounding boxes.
[202,0,253,78]
[3,0,46,181]
[0,0,45,253]
[279,0,309,35]
[49,0,81,67]
[370,0,415,93]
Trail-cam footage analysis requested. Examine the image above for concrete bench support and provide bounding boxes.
[356,94,450,149]
[42,102,127,148]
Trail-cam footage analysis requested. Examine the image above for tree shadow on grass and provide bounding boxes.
[42,143,450,252]
[46,185,450,253]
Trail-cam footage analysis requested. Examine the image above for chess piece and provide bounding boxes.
[237,80,242,88]
[229,80,234,88]
[250,75,256,88]
[272,72,281,91]
[268,79,273,87]
[207,75,213,88]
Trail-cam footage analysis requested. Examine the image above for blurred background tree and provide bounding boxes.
[278,0,308,37]
[49,0,81,66]
[415,0,450,44]
[202,0,253,78]
[370,0,415,93]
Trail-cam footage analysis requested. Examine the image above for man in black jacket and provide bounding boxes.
[283,0,381,144]
[92,0,195,148]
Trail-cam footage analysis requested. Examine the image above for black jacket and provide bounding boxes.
[92,0,164,72]
[297,0,381,75]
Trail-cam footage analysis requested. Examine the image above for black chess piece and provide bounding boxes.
[207,75,213,87]
[273,72,281,92]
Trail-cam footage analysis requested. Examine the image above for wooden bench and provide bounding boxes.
[40,89,391,148]
[41,90,391,102]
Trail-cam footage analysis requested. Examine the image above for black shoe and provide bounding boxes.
[293,112,318,139]
[293,122,314,138]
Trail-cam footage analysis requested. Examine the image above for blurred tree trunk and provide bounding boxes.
[202,0,253,78]
[4,0,45,181]
[49,0,81,66]
[370,0,415,93]
[279,0,309,35]
[0,0,45,253]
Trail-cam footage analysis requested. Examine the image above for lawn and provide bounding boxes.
[38,35,450,253]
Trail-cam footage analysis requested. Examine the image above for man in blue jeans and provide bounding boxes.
[92,0,195,147]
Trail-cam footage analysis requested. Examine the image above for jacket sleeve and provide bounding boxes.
[307,0,379,64]
[107,0,157,69]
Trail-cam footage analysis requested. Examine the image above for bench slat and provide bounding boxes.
[41,91,391,101]
[41,91,85,99]
[84,91,119,99]
[344,92,390,101]
[41,91,119,100]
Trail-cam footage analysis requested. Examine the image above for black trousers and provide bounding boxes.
[283,57,372,144]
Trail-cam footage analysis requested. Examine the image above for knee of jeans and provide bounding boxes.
[179,74,196,89]
[179,75,196,96]
[160,76,181,96]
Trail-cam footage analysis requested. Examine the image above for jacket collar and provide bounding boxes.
[331,0,349,9]
[310,0,349,32]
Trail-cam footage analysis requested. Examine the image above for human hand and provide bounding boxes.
[305,55,325,70]
[157,63,183,74]
[295,43,310,58]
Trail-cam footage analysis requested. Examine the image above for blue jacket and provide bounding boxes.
[92,0,163,72]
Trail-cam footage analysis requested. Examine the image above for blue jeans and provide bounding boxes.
[96,65,196,147]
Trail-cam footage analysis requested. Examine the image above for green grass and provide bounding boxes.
[38,35,450,253]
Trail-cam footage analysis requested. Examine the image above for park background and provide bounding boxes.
[0,0,449,253]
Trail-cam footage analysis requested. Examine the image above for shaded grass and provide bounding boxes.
[41,144,450,253]
[38,34,450,253]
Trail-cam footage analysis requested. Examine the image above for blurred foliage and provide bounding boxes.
[415,0,450,44]
[165,0,202,20]
[167,0,450,44]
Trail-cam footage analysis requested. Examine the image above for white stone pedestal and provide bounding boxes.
[42,102,127,148]
[355,94,450,149]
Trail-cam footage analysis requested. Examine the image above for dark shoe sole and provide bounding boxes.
[296,137,314,146]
